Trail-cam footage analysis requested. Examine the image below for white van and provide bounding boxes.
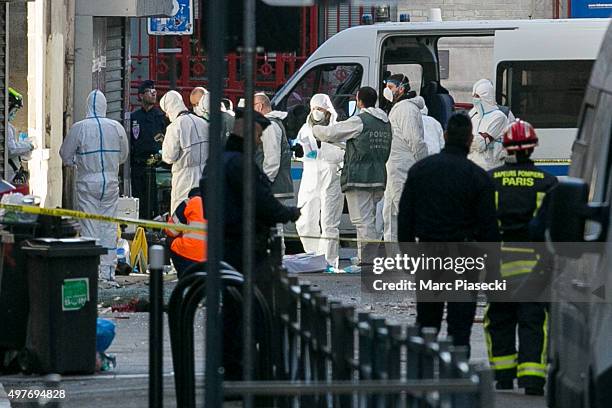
[273,18,609,177]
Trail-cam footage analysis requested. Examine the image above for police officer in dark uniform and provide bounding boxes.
[130,80,167,218]
[398,113,500,354]
[486,119,557,395]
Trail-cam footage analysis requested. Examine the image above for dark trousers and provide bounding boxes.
[169,250,197,279]
[416,301,477,356]
[484,302,547,388]
[131,164,158,219]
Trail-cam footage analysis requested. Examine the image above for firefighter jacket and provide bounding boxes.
[489,158,557,279]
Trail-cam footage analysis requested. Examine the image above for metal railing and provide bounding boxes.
[166,230,494,407]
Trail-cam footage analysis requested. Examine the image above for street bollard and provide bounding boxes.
[149,245,165,408]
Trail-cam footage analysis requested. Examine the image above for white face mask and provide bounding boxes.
[383,87,394,103]
[473,97,484,115]
[311,110,325,121]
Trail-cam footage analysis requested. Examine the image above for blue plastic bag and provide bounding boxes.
[96,318,116,353]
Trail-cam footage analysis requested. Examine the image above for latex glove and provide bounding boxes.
[306,150,317,159]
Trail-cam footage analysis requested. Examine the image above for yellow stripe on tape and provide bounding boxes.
[0,203,207,234]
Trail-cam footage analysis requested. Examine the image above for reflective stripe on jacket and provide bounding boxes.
[166,195,207,262]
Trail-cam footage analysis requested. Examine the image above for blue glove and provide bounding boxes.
[306,150,318,159]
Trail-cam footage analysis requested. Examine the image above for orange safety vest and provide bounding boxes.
[165,195,207,262]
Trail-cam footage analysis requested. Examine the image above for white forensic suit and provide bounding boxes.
[383,96,428,245]
[295,94,344,268]
[313,106,391,262]
[60,90,129,281]
[195,89,234,142]
[160,90,209,214]
[412,96,444,155]
[7,123,33,182]
[261,110,288,186]
[468,79,508,170]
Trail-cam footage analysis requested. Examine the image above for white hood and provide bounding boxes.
[194,88,210,118]
[410,96,427,114]
[365,107,389,123]
[472,79,498,113]
[86,90,107,118]
[160,90,188,122]
[309,93,338,124]
[267,110,288,120]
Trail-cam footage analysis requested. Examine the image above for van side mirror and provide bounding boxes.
[548,177,609,257]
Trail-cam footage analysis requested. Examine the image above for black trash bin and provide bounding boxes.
[21,238,106,374]
[0,223,38,366]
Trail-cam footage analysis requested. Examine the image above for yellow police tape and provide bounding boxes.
[0,203,206,234]
[0,202,391,243]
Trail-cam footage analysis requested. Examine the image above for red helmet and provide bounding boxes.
[503,119,538,151]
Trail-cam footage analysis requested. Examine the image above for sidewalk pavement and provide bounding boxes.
[0,272,545,407]
[0,312,214,407]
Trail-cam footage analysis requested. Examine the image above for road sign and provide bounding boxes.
[148,0,193,35]
[571,0,612,18]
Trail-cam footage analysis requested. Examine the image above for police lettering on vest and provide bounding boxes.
[340,112,392,191]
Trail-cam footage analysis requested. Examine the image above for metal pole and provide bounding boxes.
[169,53,177,90]
[149,245,165,408]
[242,0,256,407]
[205,0,226,405]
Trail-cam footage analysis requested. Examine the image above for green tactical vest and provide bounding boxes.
[255,116,295,199]
[340,112,392,192]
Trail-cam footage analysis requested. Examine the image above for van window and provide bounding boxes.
[281,63,363,120]
[439,36,494,103]
[496,60,594,129]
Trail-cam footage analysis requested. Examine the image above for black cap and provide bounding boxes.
[234,108,271,130]
[138,80,155,95]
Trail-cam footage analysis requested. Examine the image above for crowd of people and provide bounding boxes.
[0,72,556,394]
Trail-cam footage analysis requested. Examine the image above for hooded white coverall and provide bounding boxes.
[468,79,508,170]
[7,123,33,182]
[295,94,344,268]
[313,107,390,262]
[383,97,428,245]
[60,90,129,281]
[194,88,234,142]
[160,91,209,214]
[411,96,445,155]
[261,110,289,184]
